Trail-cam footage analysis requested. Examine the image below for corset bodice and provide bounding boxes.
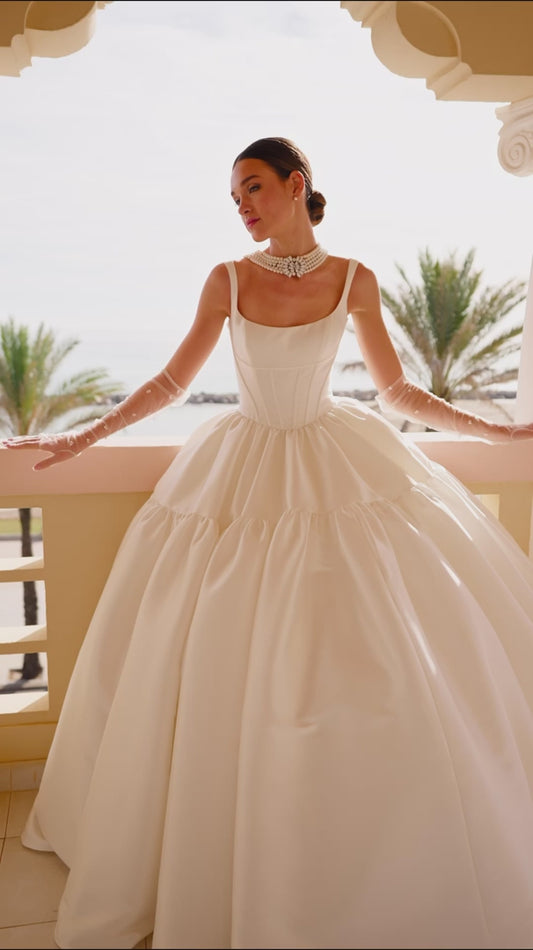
[226,259,358,429]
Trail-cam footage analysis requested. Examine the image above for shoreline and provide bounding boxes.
[178,388,518,405]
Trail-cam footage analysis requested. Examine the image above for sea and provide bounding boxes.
[101,387,377,441]
[119,400,241,440]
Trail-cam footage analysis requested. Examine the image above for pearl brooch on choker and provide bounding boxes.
[245,245,328,279]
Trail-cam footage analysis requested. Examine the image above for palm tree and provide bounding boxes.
[0,318,122,692]
[343,248,526,408]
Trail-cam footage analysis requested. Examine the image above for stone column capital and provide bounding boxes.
[496,98,533,177]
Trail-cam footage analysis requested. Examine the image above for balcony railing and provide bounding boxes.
[1,433,532,772]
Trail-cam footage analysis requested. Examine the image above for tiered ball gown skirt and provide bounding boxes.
[22,260,533,948]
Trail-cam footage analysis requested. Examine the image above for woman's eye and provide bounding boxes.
[232,183,259,206]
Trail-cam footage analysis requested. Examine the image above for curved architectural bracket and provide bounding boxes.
[341,1,533,176]
[0,1,112,77]
[341,1,533,103]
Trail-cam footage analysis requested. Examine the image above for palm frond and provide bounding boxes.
[0,318,123,437]
[368,248,527,402]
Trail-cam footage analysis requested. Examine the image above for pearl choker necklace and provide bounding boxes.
[245,244,328,279]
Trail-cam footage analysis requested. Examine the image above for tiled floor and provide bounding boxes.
[0,788,151,949]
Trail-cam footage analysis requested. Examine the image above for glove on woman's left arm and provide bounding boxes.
[377,374,533,443]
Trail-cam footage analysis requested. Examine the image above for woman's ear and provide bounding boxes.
[290,171,306,201]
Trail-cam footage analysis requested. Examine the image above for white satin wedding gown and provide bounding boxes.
[22,259,533,949]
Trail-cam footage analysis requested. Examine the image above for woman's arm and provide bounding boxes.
[1,263,231,469]
[348,263,533,442]
[159,262,230,390]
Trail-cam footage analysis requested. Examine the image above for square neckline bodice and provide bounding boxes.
[227,258,359,329]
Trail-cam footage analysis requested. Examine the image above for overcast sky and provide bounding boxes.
[0,0,531,393]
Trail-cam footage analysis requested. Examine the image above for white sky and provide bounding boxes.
[0,0,531,394]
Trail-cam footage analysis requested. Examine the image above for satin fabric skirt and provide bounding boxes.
[22,400,533,949]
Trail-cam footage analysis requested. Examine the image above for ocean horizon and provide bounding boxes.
[108,386,517,441]
[110,387,377,439]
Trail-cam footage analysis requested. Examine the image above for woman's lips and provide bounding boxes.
[246,218,259,229]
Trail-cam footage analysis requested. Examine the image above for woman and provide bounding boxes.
[4,137,533,949]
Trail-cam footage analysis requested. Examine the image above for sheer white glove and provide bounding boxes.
[1,369,189,469]
[377,374,533,443]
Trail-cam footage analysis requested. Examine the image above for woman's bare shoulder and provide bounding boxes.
[194,262,233,321]
[202,260,233,285]
[347,260,380,314]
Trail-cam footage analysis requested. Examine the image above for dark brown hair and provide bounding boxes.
[233,137,326,226]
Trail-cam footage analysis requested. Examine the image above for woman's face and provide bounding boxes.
[230,158,297,242]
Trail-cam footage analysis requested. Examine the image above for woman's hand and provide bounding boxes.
[487,422,533,443]
[1,433,81,470]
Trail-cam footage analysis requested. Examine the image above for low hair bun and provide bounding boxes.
[307,190,326,226]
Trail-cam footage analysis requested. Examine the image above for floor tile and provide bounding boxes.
[0,836,67,929]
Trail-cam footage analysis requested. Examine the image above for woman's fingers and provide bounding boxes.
[1,437,77,465]
[33,453,72,471]
[2,444,41,451]
[1,437,44,449]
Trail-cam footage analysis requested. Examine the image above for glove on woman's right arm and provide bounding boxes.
[2,368,189,468]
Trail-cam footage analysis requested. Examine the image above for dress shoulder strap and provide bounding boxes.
[340,259,359,310]
[224,261,238,316]
[223,257,357,316]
